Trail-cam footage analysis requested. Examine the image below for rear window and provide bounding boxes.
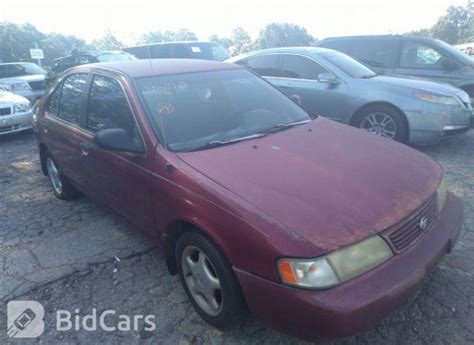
[0,63,46,78]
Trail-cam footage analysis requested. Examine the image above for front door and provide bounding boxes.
[275,54,348,122]
[393,40,453,84]
[80,74,156,238]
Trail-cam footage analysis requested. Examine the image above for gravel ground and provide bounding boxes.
[0,130,473,344]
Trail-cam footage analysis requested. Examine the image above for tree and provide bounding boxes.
[230,27,252,54]
[256,23,315,49]
[90,30,123,51]
[0,22,44,62]
[139,28,198,44]
[40,33,88,65]
[208,34,233,49]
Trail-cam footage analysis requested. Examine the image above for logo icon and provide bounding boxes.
[419,217,429,230]
[7,301,45,338]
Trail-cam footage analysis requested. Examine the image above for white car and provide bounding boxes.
[0,86,33,135]
[0,62,47,104]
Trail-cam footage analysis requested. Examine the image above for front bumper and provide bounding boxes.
[235,193,463,339]
[405,103,471,145]
[0,111,33,135]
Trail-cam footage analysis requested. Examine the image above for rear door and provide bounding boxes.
[276,54,348,120]
[42,73,90,188]
[79,73,156,238]
[393,39,453,83]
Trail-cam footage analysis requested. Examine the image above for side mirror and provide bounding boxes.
[289,94,302,106]
[94,128,144,154]
[317,72,339,84]
[441,59,458,71]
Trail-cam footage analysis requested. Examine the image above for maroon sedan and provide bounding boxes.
[33,59,463,339]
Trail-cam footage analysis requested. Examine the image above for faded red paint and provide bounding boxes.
[34,60,464,339]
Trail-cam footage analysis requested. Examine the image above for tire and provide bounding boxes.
[44,152,80,200]
[352,105,408,143]
[176,231,245,330]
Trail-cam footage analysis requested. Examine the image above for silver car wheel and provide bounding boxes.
[46,157,63,194]
[182,246,223,316]
[360,112,397,139]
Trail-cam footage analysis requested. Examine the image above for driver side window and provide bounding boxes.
[281,55,327,80]
[400,42,444,69]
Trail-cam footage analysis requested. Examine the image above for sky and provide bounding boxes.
[0,0,468,45]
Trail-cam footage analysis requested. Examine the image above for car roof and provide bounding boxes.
[321,35,436,42]
[228,46,338,62]
[124,41,219,49]
[72,58,242,78]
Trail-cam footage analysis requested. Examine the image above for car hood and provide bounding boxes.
[0,91,28,104]
[176,118,442,252]
[0,74,45,84]
[370,75,461,95]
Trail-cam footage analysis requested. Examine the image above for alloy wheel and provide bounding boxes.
[181,246,223,316]
[46,157,63,194]
[360,112,397,139]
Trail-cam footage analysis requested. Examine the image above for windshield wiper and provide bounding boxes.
[182,133,266,152]
[260,119,312,134]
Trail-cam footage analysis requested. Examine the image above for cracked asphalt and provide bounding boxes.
[0,130,473,344]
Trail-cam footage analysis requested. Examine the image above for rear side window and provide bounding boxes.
[238,54,281,77]
[86,75,140,140]
[57,74,88,125]
[400,42,444,69]
[45,85,61,116]
[281,55,326,80]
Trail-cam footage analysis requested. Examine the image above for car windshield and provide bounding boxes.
[0,63,46,78]
[322,52,377,78]
[135,69,312,152]
[435,39,474,66]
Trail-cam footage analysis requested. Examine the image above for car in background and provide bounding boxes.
[44,51,136,87]
[123,41,230,61]
[317,36,474,102]
[0,62,46,103]
[228,47,471,145]
[34,59,463,339]
[0,86,32,135]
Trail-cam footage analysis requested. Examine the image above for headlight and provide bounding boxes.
[437,175,448,212]
[14,102,31,114]
[11,82,32,92]
[277,236,393,289]
[414,92,460,106]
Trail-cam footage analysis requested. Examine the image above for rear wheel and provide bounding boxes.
[45,153,80,200]
[176,231,245,330]
[353,105,408,143]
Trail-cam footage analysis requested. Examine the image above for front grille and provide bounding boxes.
[386,194,438,252]
[0,124,20,133]
[0,107,11,116]
[28,80,46,90]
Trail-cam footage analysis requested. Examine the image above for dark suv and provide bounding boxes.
[123,41,230,61]
[318,35,474,102]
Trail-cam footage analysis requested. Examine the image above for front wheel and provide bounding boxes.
[353,105,408,143]
[176,231,245,330]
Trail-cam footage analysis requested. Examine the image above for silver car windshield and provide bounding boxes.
[322,52,377,79]
[135,69,311,152]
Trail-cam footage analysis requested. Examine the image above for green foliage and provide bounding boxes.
[138,29,198,44]
[208,34,233,49]
[0,22,44,62]
[256,23,316,49]
[230,27,252,54]
[408,5,473,44]
[90,30,123,51]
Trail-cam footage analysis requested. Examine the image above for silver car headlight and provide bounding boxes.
[277,236,393,289]
[14,101,31,114]
[437,175,448,212]
[11,82,32,92]
[414,92,460,106]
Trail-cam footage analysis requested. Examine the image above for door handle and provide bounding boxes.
[79,141,93,156]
